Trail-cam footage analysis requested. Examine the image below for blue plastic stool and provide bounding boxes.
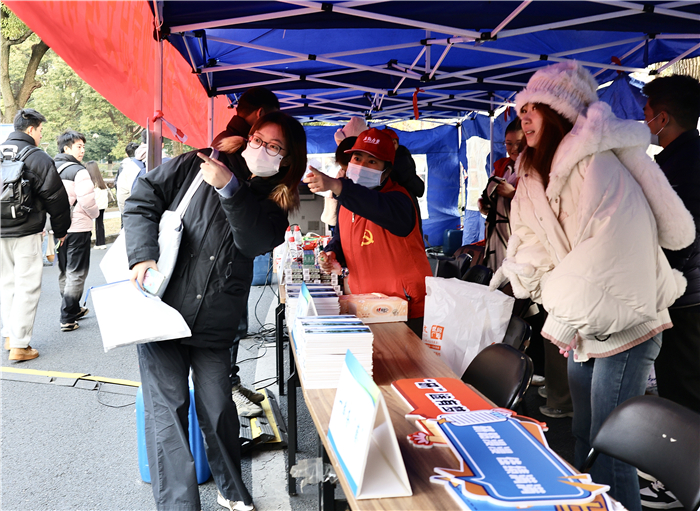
[136,385,211,484]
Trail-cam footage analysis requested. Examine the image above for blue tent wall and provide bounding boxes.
[303,124,460,246]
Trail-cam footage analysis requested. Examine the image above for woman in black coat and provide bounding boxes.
[123,111,307,511]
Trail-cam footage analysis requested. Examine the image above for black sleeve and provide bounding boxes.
[219,183,289,259]
[123,152,197,267]
[30,152,71,238]
[323,201,346,266]
[336,178,416,237]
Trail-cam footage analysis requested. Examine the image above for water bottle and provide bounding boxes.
[293,226,303,261]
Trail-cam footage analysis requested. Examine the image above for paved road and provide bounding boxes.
[1,245,326,511]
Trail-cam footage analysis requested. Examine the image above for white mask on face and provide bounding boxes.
[646,112,666,146]
[346,163,383,188]
[241,144,283,177]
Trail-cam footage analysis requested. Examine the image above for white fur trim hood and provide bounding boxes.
[542,101,695,251]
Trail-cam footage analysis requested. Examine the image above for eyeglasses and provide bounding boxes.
[248,135,285,157]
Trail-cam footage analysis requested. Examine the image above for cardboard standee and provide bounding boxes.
[327,351,412,499]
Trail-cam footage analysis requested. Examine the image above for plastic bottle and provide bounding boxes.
[286,226,296,261]
[293,226,303,262]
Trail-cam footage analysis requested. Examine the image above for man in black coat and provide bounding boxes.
[641,74,700,507]
[1,109,71,361]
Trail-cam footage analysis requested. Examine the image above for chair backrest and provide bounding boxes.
[460,343,534,410]
[461,264,494,285]
[582,395,700,511]
[502,315,532,352]
[434,253,472,279]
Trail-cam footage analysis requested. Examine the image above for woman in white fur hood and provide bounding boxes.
[490,61,694,511]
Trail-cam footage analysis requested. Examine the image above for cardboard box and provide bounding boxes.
[339,293,408,324]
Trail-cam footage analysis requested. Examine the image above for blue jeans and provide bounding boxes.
[568,334,662,511]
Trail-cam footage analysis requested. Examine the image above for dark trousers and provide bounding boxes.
[230,303,249,387]
[655,307,700,413]
[544,335,572,411]
[57,232,91,323]
[95,209,105,246]
[138,340,252,511]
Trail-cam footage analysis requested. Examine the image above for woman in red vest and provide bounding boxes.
[304,128,432,337]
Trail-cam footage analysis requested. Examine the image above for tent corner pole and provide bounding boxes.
[150,38,163,170]
[208,96,215,145]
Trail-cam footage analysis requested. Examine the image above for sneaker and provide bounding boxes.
[639,471,683,509]
[232,388,263,418]
[531,374,545,386]
[233,383,265,404]
[538,386,548,399]
[9,346,39,361]
[61,322,79,332]
[217,491,256,511]
[539,405,574,418]
[75,307,89,320]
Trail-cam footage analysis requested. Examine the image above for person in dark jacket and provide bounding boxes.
[211,86,280,418]
[124,111,307,511]
[643,75,700,414]
[305,128,432,338]
[1,109,71,361]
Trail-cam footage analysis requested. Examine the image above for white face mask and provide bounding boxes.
[346,162,383,188]
[241,144,283,177]
[646,112,666,146]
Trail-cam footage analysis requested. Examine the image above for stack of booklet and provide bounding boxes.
[292,315,374,389]
[285,283,341,328]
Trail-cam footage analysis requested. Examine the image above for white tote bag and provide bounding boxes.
[421,277,514,376]
[90,281,191,351]
[100,169,206,297]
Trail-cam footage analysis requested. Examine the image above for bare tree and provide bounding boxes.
[0,5,50,123]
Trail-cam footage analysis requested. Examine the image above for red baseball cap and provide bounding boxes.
[345,128,396,164]
[382,128,399,141]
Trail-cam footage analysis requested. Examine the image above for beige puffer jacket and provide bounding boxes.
[491,102,695,362]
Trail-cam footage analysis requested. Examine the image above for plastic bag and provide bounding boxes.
[289,457,337,490]
[422,277,514,376]
[89,280,191,352]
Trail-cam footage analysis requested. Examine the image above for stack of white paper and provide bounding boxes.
[285,283,341,328]
[292,315,374,389]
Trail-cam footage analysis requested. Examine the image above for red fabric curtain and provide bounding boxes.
[6,1,230,148]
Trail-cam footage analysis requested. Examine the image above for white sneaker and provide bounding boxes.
[639,471,683,509]
[217,491,256,511]
[232,387,263,418]
[232,383,265,403]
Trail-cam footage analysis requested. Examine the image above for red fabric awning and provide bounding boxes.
[6,1,230,149]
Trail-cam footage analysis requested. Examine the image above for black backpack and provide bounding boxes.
[1,145,41,221]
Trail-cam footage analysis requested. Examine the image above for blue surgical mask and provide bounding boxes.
[646,113,666,146]
[346,163,383,188]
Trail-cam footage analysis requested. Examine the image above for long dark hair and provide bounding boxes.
[249,111,307,212]
[85,161,107,189]
[519,104,573,188]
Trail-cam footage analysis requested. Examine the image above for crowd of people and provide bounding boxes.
[2,65,699,511]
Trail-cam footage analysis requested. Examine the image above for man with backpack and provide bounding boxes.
[54,130,99,332]
[1,109,71,361]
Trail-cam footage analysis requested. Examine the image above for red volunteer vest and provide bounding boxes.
[337,179,432,319]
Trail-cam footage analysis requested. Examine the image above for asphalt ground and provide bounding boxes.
[0,245,325,511]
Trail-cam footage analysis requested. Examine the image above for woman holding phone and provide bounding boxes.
[123,111,307,511]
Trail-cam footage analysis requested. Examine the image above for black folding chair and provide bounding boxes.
[581,395,700,511]
[501,315,532,352]
[461,343,534,410]
[433,253,472,279]
[461,264,494,286]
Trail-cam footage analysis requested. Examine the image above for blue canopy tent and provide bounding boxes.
[152,0,700,246]
[9,1,700,247]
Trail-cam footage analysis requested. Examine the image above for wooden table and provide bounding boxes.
[289,321,478,510]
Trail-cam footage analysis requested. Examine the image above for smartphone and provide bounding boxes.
[142,268,166,296]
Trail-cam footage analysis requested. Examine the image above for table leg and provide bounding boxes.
[276,302,285,396]
[287,363,299,496]
[318,439,335,511]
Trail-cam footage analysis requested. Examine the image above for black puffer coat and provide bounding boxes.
[657,129,700,308]
[123,148,288,347]
[1,131,71,238]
